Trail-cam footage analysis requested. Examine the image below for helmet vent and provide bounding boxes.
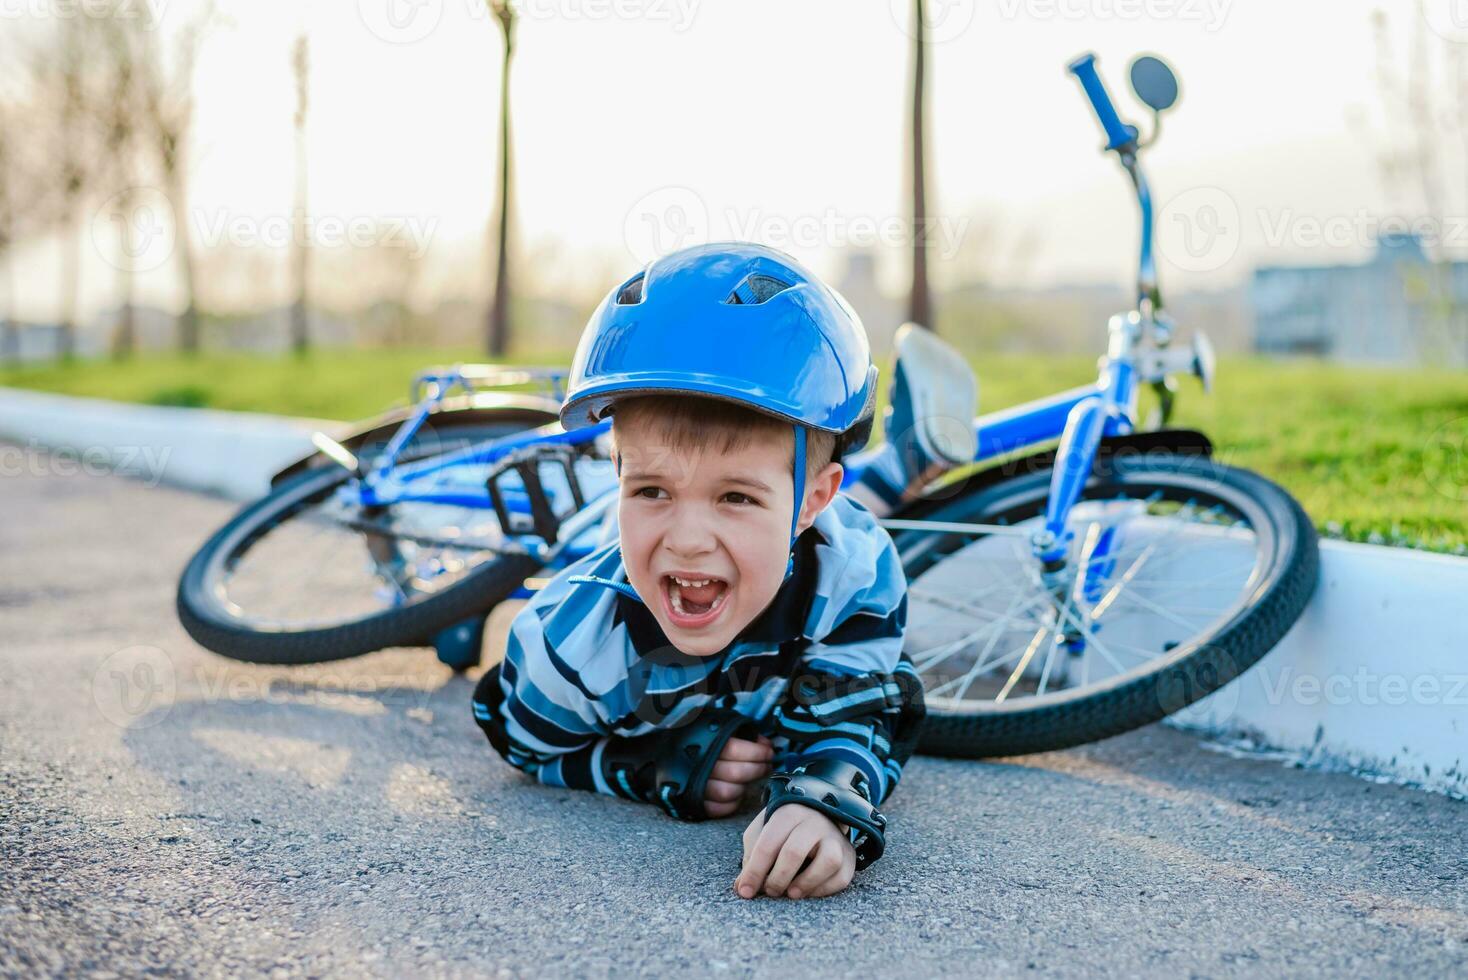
[727,274,790,306]
[616,275,646,305]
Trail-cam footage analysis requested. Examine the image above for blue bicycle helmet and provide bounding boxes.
[562,242,878,559]
[562,242,877,452]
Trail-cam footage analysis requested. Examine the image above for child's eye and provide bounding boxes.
[723,492,758,506]
[633,486,666,500]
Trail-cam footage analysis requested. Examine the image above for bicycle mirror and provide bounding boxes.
[1129,55,1179,112]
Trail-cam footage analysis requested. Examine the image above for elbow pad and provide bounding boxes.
[763,758,887,870]
[601,711,757,822]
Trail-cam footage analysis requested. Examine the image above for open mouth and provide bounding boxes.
[660,573,731,630]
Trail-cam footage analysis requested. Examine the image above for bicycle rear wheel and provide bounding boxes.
[889,453,1318,757]
[177,426,612,665]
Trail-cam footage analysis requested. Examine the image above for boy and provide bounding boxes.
[473,242,974,899]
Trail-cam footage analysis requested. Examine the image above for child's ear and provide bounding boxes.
[797,462,844,534]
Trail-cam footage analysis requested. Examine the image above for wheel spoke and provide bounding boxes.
[881,462,1292,718]
[1053,598,1129,677]
[1099,583,1209,634]
[1035,625,1065,696]
[909,576,1021,614]
[921,591,1047,697]
[993,627,1051,703]
[1089,541,1160,619]
[909,590,1051,672]
[215,493,519,630]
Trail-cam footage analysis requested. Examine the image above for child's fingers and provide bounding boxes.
[709,759,771,784]
[740,810,765,866]
[802,860,855,899]
[735,809,797,898]
[720,737,774,763]
[762,822,823,897]
[786,839,852,899]
[705,798,739,819]
[704,778,743,804]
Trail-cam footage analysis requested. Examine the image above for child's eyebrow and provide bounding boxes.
[722,476,773,494]
[620,471,773,494]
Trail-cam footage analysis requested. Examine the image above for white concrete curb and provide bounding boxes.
[1168,540,1467,799]
[5,386,1465,797]
[0,387,343,500]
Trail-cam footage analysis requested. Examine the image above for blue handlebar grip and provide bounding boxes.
[1067,53,1136,151]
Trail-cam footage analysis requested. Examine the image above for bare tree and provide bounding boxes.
[485,0,517,358]
[290,32,311,355]
[0,100,27,364]
[1369,4,1468,364]
[906,0,934,331]
[137,1,217,355]
[33,18,105,361]
[1,29,80,364]
[93,7,145,360]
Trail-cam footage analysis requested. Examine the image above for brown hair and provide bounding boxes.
[609,395,838,487]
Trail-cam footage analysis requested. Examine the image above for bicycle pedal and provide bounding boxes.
[485,445,587,544]
[434,616,486,671]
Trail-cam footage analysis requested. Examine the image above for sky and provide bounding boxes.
[7,0,1456,322]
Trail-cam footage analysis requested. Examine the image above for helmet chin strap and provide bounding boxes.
[786,425,805,579]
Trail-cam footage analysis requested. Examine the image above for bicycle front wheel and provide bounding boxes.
[889,453,1318,757]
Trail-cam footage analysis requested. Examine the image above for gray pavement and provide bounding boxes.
[2,457,1465,978]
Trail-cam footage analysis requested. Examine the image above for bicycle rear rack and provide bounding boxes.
[410,364,570,406]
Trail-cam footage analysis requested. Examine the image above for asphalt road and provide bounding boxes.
[2,457,1465,978]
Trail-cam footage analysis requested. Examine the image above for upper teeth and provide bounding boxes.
[671,576,714,587]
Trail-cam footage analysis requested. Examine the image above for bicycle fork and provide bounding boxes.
[1030,328,1141,665]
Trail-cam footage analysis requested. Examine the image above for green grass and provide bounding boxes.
[0,348,551,421]
[4,348,1465,553]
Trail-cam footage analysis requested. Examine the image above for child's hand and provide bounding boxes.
[735,805,857,900]
[704,735,774,818]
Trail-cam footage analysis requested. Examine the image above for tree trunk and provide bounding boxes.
[908,0,934,331]
[486,6,516,358]
[59,205,81,361]
[110,190,137,360]
[1,247,16,364]
[166,165,201,354]
[291,34,310,356]
[291,161,310,355]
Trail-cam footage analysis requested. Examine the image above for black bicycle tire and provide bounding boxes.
[178,443,549,666]
[890,453,1319,758]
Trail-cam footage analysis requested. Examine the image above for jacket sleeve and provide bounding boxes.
[472,599,671,804]
[769,528,925,805]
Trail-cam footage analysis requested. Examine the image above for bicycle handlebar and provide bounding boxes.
[1067,53,1136,152]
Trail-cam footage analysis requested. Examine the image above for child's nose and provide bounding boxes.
[662,506,716,556]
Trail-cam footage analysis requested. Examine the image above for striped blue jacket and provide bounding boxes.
[472,494,924,809]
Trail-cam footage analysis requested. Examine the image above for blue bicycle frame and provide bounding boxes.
[346,52,1209,612]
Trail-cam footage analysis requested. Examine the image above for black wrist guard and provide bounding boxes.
[601,711,756,822]
[762,758,887,871]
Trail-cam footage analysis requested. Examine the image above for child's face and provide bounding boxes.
[614,416,841,657]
